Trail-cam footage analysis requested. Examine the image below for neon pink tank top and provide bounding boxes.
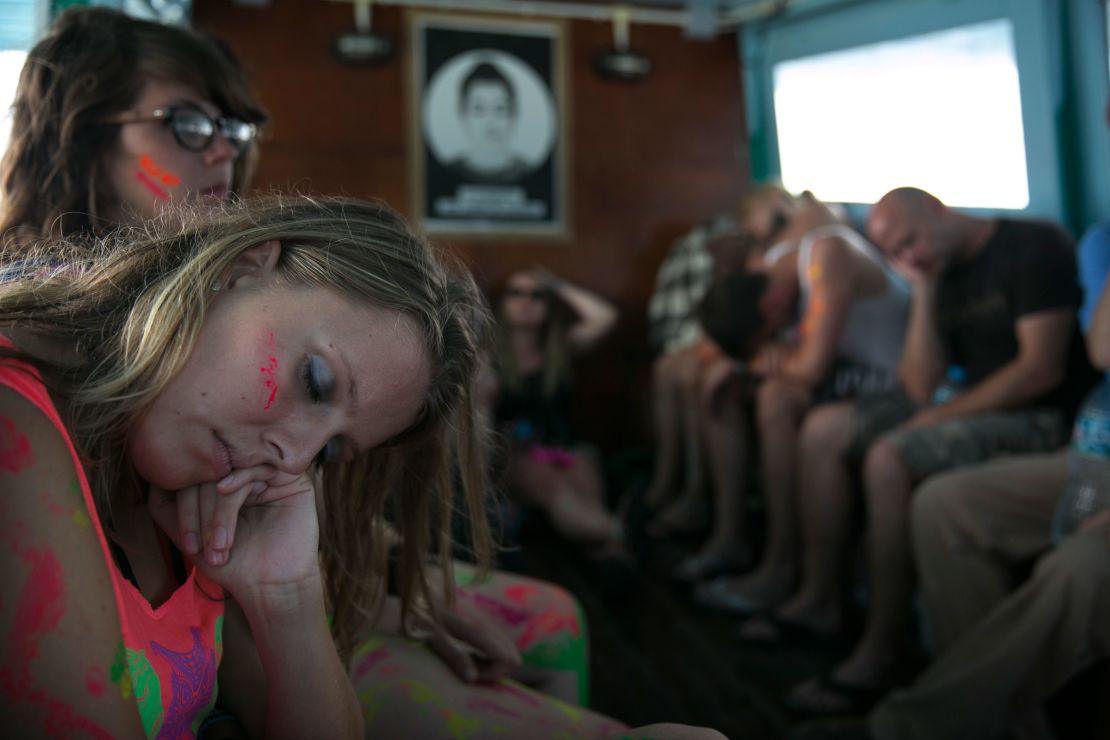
[0,345,225,739]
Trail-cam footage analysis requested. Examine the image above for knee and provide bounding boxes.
[652,352,678,389]
[800,403,854,457]
[1032,530,1110,592]
[862,439,912,503]
[755,379,797,430]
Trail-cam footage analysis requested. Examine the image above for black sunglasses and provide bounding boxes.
[109,104,256,156]
[505,287,548,300]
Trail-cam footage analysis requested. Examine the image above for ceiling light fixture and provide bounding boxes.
[594,6,652,83]
[334,0,394,65]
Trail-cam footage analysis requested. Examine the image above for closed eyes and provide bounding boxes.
[302,354,345,467]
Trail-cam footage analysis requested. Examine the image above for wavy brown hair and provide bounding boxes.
[0,6,267,249]
[0,195,492,661]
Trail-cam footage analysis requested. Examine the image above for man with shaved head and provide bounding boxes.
[760,186,1098,716]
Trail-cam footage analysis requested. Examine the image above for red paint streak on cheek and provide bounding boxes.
[84,667,106,698]
[135,171,170,202]
[0,416,34,474]
[259,332,279,411]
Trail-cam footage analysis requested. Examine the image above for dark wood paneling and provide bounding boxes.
[194,0,748,452]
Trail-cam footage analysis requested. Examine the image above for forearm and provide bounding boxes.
[239,579,362,740]
[928,359,1062,422]
[1089,280,1110,369]
[899,286,946,402]
[557,280,617,338]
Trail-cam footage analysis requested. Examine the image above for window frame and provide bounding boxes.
[741,0,1068,221]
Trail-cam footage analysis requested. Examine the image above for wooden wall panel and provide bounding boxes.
[194,0,749,452]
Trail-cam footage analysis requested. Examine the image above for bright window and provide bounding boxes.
[772,18,1029,209]
[0,50,27,161]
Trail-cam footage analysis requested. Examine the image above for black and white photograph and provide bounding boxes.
[410,13,567,235]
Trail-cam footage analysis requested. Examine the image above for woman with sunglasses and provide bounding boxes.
[0,6,266,250]
[492,268,630,560]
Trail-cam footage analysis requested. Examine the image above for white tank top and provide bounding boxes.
[797,223,909,375]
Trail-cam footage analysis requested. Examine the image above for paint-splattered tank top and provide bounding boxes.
[0,343,224,739]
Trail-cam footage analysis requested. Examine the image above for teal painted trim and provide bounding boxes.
[741,25,776,181]
[1064,0,1110,232]
[1053,0,1082,235]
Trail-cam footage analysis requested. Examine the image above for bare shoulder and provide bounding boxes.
[0,384,145,735]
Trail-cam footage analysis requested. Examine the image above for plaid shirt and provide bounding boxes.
[647,215,736,354]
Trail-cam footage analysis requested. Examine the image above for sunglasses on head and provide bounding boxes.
[108,104,257,157]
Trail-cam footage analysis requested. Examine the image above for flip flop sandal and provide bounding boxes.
[737,612,852,654]
[784,672,888,718]
[690,573,763,614]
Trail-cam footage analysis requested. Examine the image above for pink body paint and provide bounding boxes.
[135,171,170,202]
[139,154,181,187]
[0,415,34,474]
[490,682,541,708]
[463,698,524,720]
[352,646,390,684]
[85,666,106,698]
[259,333,279,411]
[0,546,112,738]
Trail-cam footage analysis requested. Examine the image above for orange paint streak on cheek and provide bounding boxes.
[0,415,35,474]
[259,332,280,411]
[139,154,181,187]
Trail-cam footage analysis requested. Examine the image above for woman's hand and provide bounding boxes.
[147,467,321,600]
[414,597,522,684]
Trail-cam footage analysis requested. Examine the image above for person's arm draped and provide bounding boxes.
[0,386,147,737]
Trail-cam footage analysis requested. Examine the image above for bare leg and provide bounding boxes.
[675,377,753,581]
[834,439,915,683]
[749,401,857,637]
[708,378,812,609]
[648,347,714,536]
[644,349,686,512]
[785,438,914,712]
[507,453,620,548]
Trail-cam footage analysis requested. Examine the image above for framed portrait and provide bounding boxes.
[410,12,568,236]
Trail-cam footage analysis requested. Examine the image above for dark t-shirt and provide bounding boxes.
[936,218,1098,418]
[494,371,574,447]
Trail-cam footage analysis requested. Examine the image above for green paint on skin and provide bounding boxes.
[551,698,582,722]
[110,640,131,700]
[68,480,91,529]
[357,685,386,722]
[519,600,590,706]
[443,709,482,739]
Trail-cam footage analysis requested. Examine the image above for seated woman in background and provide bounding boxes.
[492,267,627,560]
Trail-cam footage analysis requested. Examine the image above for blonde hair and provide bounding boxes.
[0,195,491,660]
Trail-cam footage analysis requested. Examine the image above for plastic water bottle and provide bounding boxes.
[1051,381,1110,544]
[931,365,967,405]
